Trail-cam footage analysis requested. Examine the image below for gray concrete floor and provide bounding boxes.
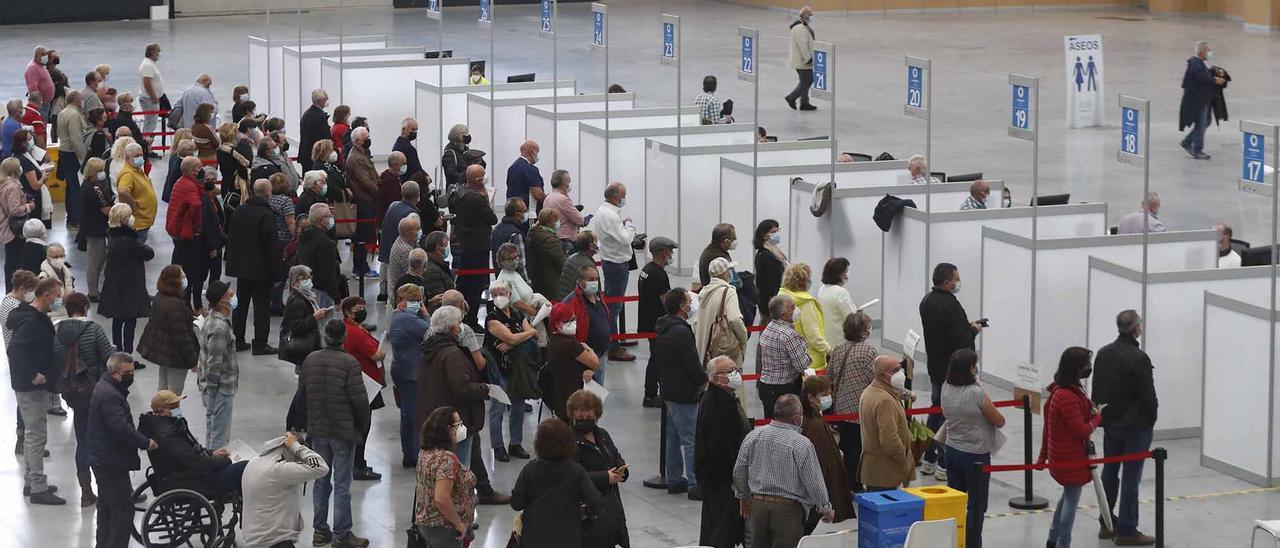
[0,1,1278,546]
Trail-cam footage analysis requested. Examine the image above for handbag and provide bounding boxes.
[506,342,543,401]
[703,286,741,364]
[332,200,358,239]
[279,331,317,366]
[406,481,428,548]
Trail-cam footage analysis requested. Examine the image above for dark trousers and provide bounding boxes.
[945,446,990,548]
[699,483,744,548]
[354,418,371,471]
[172,239,202,307]
[836,421,863,491]
[748,498,805,548]
[923,380,948,468]
[190,246,222,309]
[351,202,376,274]
[396,378,418,464]
[62,153,82,225]
[644,340,660,399]
[758,380,800,420]
[1101,426,1152,536]
[4,237,23,292]
[93,465,134,548]
[1182,104,1212,154]
[452,246,488,328]
[232,278,273,348]
[73,410,90,473]
[786,69,814,106]
[111,319,137,354]
[469,434,493,493]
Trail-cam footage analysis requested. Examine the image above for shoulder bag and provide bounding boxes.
[703,286,739,365]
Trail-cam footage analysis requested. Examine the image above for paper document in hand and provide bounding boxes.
[362,373,384,404]
[227,439,258,462]
[903,329,922,358]
[584,380,609,402]
[487,384,511,405]
[532,304,552,325]
[990,428,1008,458]
[856,298,880,312]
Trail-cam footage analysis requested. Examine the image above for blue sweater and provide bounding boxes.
[388,309,429,382]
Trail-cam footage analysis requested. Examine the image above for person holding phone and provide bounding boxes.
[1040,347,1104,548]
[567,389,630,548]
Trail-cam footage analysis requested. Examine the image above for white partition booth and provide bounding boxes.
[467,92,636,200]
[784,178,1003,321]
[1085,257,1278,439]
[281,47,429,141]
[881,204,1108,368]
[320,57,470,158]
[979,228,1218,390]
[578,123,754,219]
[526,106,701,191]
[1201,292,1279,486]
[247,35,387,118]
[414,80,577,180]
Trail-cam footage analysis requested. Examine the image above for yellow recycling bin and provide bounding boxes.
[904,485,968,548]
[47,144,65,202]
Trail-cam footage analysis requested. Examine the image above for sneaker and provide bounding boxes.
[919,460,937,475]
[251,344,279,356]
[667,480,688,495]
[493,446,510,463]
[687,486,703,501]
[607,349,636,362]
[364,271,380,279]
[508,445,531,459]
[1195,153,1212,160]
[23,485,57,496]
[1115,533,1156,546]
[1180,140,1196,158]
[934,466,948,481]
[28,489,66,505]
[799,103,818,111]
[333,533,370,548]
[642,396,663,408]
[352,467,381,481]
[133,361,146,370]
[313,531,333,546]
[784,96,797,110]
[47,406,67,417]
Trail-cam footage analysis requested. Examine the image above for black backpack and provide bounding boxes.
[60,323,96,411]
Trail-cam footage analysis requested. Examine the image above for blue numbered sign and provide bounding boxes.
[907,66,922,108]
[741,36,754,75]
[479,0,490,21]
[1244,132,1266,184]
[663,23,675,59]
[1011,84,1029,130]
[593,11,604,46]
[1121,107,1139,156]
[541,0,552,33]
[428,0,437,11]
[813,50,828,92]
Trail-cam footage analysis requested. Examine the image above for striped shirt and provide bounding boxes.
[827,340,877,416]
[758,319,811,385]
[960,195,986,210]
[732,421,832,513]
[0,295,20,347]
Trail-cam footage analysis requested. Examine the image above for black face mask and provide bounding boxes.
[119,373,135,388]
[204,180,217,192]
[354,309,368,323]
[407,131,418,141]
[280,141,290,152]
[462,134,472,145]
[1079,367,1093,379]
[573,419,596,434]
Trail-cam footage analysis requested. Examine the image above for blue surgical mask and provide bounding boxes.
[405,300,422,315]
[397,165,407,175]
[130,157,144,168]
[443,246,452,263]
[181,278,188,290]
[299,279,313,292]
[768,232,781,245]
[229,295,239,310]
[51,298,62,311]
[618,198,627,208]
[729,269,742,288]
[583,280,600,296]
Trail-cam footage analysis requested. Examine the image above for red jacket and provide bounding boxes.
[1037,382,1103,487]
[20,104,44,143]
[165,175,203,241]
[561,286,610,348]
[343,318,383,384]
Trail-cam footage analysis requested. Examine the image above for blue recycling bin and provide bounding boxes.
[855,489,924,548]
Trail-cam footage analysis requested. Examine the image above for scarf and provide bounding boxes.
[763,241,788,265]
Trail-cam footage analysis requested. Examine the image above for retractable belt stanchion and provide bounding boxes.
[1154,447,1166,548]
[643,405,669,490]
[1008,393,1047,509]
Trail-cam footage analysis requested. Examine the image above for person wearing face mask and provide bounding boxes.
[197,280,240,450]
[799,375,855,529]
[338,296,386,481]
[490,197,530,275]
[19,218,49,278]
[377,177,420,306]
[166,156,206,297]
[137,389,248,498]
[53,292,114,507]
[37,243,73,415]
[191,103,222,164]
[696,257,749,372]
[542,169,585,244]
[638,237,677,407]
[825,311,876,492]
[89,352,160,545]
[483,280,538,462]
[441,124,472,190]
[388,284,429,467]
[562,264,614,384]
[100,203,155,364]
[24,47,55,121]
[585,182,637,363]
[784,7,817,111]
[116,142,158,243]
[451,164,498,325]
[76,157,113,301]
[558,230,598,300]
[505,139,545,209]
[1,271,38,451]
[226,179,282,355]
[280,265,328,371]
[566,389,630,548]
[858,355,915,491]
[250,136,284,183]
[939,349,1005,548]
[752,219,788,324]
[1178,41,1223,161]
[9,278,64,505]
[421,230,455,304]
[138,265,200,396]
[528,207,567,300]
[299,319,374,547]
[817,257,855,347]
[1040,347,1104,548]
[960,179,991,211]
[298,89,331,173]
[194,168,227,308]
[384,213,422,309]
[411,407,477,547]
[546,303,600,420]
[177,74,217,129]
[757,294,811,420]
[297,170,330,222]
[393,117,424,179]
[695,355,751,547]
[162,139,196,203]
[778,262,831,371]
[653,287,708,499]
[511,418,606,548]
[699,223,737,287]
[917,262,982,481]
[345,127,380,279]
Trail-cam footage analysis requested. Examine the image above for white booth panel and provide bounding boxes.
[578,123,755,230]
[784,179,999,321]
[467,93,635,202]
[247,35,387,119]
[1201,292,1275,485]
[320,57,470,159]
[283,47,428,142]
[882,204,1108,368]
[1085,257,1278,438]
[979,229,1218,390]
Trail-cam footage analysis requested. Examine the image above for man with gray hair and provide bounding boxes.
[299,89,331,172]
[859,355,914,491]
[176,73,216,129]
[25,46,55,120]
[226,179,282,354]
[422,231,455,303]
[298,202,342,307]
[376,176,420,302]
[393,116,423,177]
[1179,41,1224,161]
[696,354,751,546]
[757,293,811,419]
[907,154,939,185]
[545,168,586,242]
[1116,192,1166,234]
[81,70,105,114]
[1,98,25,158]
[89,352,159,544]
[117,142,159,241]
[396,248,430,298]
[587,181,638,362]
[784,6,817,111]
[385,214,421,307]
[1091,310,1158,545]
[297,170,328,220]
[733,393,833,547]
[345,126,380,278]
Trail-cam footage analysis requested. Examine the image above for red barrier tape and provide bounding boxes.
[740,370,827,381]
[611,333,656,341]
[455,268,496,277]
[143,131,175,137]
[333,218,376,224]
[200,159,217,166]
[984,451,1153,473]
[747,325,766,333]
[751,398,1022,426]
[601,295,640,304]
[132,110,170,116]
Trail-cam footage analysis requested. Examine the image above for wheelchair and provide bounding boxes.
[130,466,243,548]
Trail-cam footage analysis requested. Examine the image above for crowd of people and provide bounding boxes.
[0,34,1168,548]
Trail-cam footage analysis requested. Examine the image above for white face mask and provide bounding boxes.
[890,370,907,392]
[819,395,833,410]
[1205,50,1214,60]
[50,258,65,270]
[687,296,700,319]
[727,240,738,250]
[951,280,962,295]
[726,370,743,389]
[126,215,136,228]
[327,151,338,163]
[21,293,35,303]
[560,321,577,335]
[298,279,313,292]
[454,423,468,444]
[493,296,510,309]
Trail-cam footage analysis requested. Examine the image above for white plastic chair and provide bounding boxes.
[904,518,958,548]
[1252,519,1280,547]
[796,529,856,548]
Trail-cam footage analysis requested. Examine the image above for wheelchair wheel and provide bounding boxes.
[130,480,152,545]
[139,489,223,548]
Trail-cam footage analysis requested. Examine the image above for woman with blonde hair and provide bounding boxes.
[216,122,250,198]
[78,157,113,300]
[312,139,346,202]
[108,136,136,187]
[0,157,34,288]
[191,103,220,162]
[778,262,832,371]
[99,203,154,361]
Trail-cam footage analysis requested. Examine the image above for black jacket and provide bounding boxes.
[393,136,424,178]
[637,261,671,334]
[298,347,371,443]
[653,315,707,404]
[1092,334,1159,430]
[873,195,917,232]
[7,303,55,393]
[137,413,231,479]
[137,294,198,370]
[451,187,498,251]
[281,290,321,357]
[918,287,974,381]
[422,256,455,303]
[575,426,630,548]
[1210,65,1231,125]
[298,105,330,172]
[490,216,529,271]
[441,142,468,189]
[297,227,343,300]
[225,195,280,282]
[754,248,786,319]
[1179,56,1215,131]
[511,458,604,548]
[417,332,487,431]
[696,385,751,548]
[296,188,325,221]
[98,227,154,320]
[698,244,731,288]
[87,372,150,470]
[20,240,46,274]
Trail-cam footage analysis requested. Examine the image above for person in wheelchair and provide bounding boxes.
[137,390,247,499]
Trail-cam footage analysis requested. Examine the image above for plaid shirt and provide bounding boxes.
[759,320,811,385]
[693,92,726,124]
[733,421,832,513]
[827,341,877,416]
[960,195,986,210]
[911,173,941,185]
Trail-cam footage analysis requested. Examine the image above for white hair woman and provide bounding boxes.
[484,279,538,461]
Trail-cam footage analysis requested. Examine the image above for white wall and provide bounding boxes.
[320,58,469,158]
[283,47,427,141]
[1200,293,1275,485]
[247,35,386,120]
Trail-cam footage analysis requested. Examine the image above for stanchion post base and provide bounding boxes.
[1008,496,1049,510]
[642,476,668,489]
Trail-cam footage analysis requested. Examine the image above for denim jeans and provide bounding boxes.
[395,377,419,464]
[1101,426,1152,536]
[664,401,698,488]
[601,260,629,351]
[416,524,472,547]
[487,372,525,449]
[1183,104,1212,154]
[787,69,815,106]
[157,366,190,396]
[451,246,488,328]
[1048,484,1083,547]
[201,389,234,450]
[311,436,356,539]
[453,433,472,468]
[923,380,948,468]
[593,352,609,385]
[73,408,90,473]
[16,390,49,493]
[944,446,990,548]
